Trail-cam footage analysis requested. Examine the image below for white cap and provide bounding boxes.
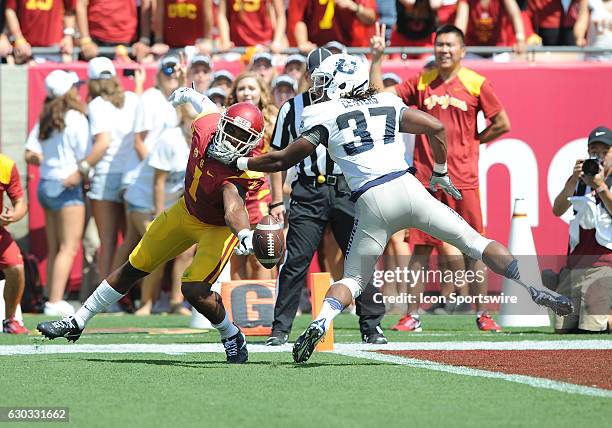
[45,70,80,98]
[211,70,235,83]
[205,87,227,99]
[381,72,402,85]
[272,74,298,92]
[251,52,273,66]
[189,54,212,69]
[88,57,116,80]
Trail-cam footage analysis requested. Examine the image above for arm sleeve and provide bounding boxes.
[25,123,43,154]
[479,79,504,119]
[300,125,329,147]
[6,164,24,201]
[394,74,419,106]
[270,100,292,150]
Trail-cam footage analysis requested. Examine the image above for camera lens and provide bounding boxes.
[582,158,600,176]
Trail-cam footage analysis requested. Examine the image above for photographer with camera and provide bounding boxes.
[552,126,612,333]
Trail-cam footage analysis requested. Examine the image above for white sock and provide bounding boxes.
[73,280,124,329]
[314,297,345,332]
[212,313,239,339]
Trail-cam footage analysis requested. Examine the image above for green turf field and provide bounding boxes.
[1,314,610,427]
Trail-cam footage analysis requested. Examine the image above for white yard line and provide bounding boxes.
[1,339,610,356]
[336,349,612,398]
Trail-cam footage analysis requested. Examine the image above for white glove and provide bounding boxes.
[234,229,254,256]
[429,172,462,200]
[168,87,216,113]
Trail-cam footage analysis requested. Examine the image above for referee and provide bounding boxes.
[265,48,387,346]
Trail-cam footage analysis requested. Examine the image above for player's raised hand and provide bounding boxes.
[234,229,254,255]
[430,172,462,200]
[370,22,386,59]
[168,87,194,107]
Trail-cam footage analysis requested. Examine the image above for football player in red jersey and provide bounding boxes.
[38,95,266,364]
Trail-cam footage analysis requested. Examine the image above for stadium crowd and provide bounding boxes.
[0,0,610,336]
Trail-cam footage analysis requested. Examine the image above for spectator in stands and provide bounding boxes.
[226,71,278,280]
[125,105,196,316]
[4,0,76,64]
[1,0,12,62]
[390,0,439,55]
[249,51,276,87]
[151,0,213,57]
[323,40,348,54]
[289,0,377,53]
[216,0,286,52]
[24,71,89,317]
[455,0,527,53]
[80,57,140,285]
[205,87,226,107]
[574,0,612,60]
[76,0,138,60]
[0,152,27,334]
[271,74,297,108]
[188,54,212,93]
[552,126,612,333]
[283,54,306,83]
[210,70,234,94]
[377,0,398,42]
[529,0,580,45]
[115,54,180,270]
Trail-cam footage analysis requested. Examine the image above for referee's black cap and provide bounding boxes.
[307,47,332,74]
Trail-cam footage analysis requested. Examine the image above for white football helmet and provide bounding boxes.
[309,54,370,104]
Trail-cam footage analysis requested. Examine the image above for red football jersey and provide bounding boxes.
[226,0,273,46]
[163,0,206,47]
[87,0,137,43]
[184,113,265,226]
[6,0,75,46]
[395,67,504,190]
[459,0,506,46]
[528,0,579,29]
[0,154,24,214]
[288,0,375,46]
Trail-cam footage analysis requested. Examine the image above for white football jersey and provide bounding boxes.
[300,92,411,191]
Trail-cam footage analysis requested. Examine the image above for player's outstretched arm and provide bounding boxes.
[399,108,447,164]
[400,108,462,200]
[237,138,316,172]
[222,182,254,255]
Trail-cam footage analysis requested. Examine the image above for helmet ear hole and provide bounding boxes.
[339,83,346,90]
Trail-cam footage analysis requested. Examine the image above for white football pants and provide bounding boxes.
[342,172,492,297]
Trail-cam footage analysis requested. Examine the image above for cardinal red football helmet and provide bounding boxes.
[210,102,265,164]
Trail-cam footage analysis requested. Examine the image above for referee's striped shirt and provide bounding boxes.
[270,91,342,177]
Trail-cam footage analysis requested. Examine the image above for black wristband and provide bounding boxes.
[269,201,284,209]
[432,171,448,177]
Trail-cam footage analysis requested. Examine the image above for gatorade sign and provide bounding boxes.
[221,280,276,336]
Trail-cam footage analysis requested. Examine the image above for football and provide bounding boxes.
[253,215,285,269]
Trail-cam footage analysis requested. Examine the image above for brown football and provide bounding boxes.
[253,215,285,269]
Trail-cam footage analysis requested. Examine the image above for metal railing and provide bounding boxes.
[25,45,612,62]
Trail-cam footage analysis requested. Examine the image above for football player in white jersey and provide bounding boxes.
[234,54,572,363]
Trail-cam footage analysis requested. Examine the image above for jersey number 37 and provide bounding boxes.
[336,107,397,156]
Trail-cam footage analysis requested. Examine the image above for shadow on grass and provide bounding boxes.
[78,357,393,369]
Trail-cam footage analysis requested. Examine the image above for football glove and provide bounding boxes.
[167,87,216,113]
[234,229,254,256]
[429,172,462,200]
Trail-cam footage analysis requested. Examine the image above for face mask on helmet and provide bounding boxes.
[209,104,264,164]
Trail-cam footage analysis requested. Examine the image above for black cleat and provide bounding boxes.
[222,327,248,364]
[265,332,288,346]
[362,329,388,345]
[529,287,574,317]
[37,317,83,342]
[292,320,326,363]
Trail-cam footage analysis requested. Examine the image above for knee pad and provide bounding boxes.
[333,277,363,299]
